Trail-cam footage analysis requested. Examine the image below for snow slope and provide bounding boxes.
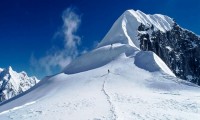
[0,9,200,120]
[0,44,200,120]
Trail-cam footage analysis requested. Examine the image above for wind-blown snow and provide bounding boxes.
[0,9,199,120]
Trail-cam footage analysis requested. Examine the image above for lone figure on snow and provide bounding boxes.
[108,69,110,73]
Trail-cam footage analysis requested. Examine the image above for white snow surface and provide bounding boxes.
[0,44,200,120]
[0,9,200,120]
[97,9,174,49]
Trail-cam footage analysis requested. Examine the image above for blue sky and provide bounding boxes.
[0,0,200,79]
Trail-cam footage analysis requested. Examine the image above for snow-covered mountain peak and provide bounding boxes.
[64,9,176,76]
[97,9,174,49]
[7,66,12,71]
[0,67,39,102]
[5,66,14,74]
[128,9,174,32]
[1,66,18,78]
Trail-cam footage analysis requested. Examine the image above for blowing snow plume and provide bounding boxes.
[31,6,82,77]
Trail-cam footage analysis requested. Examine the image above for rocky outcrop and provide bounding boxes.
[138,23,200,85]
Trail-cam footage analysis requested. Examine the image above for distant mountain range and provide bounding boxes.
[0,66,39,102]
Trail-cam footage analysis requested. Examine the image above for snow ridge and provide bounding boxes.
[121,17,137,49]
[98,9,174,49]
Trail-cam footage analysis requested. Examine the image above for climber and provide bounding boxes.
[108,69,110,74]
